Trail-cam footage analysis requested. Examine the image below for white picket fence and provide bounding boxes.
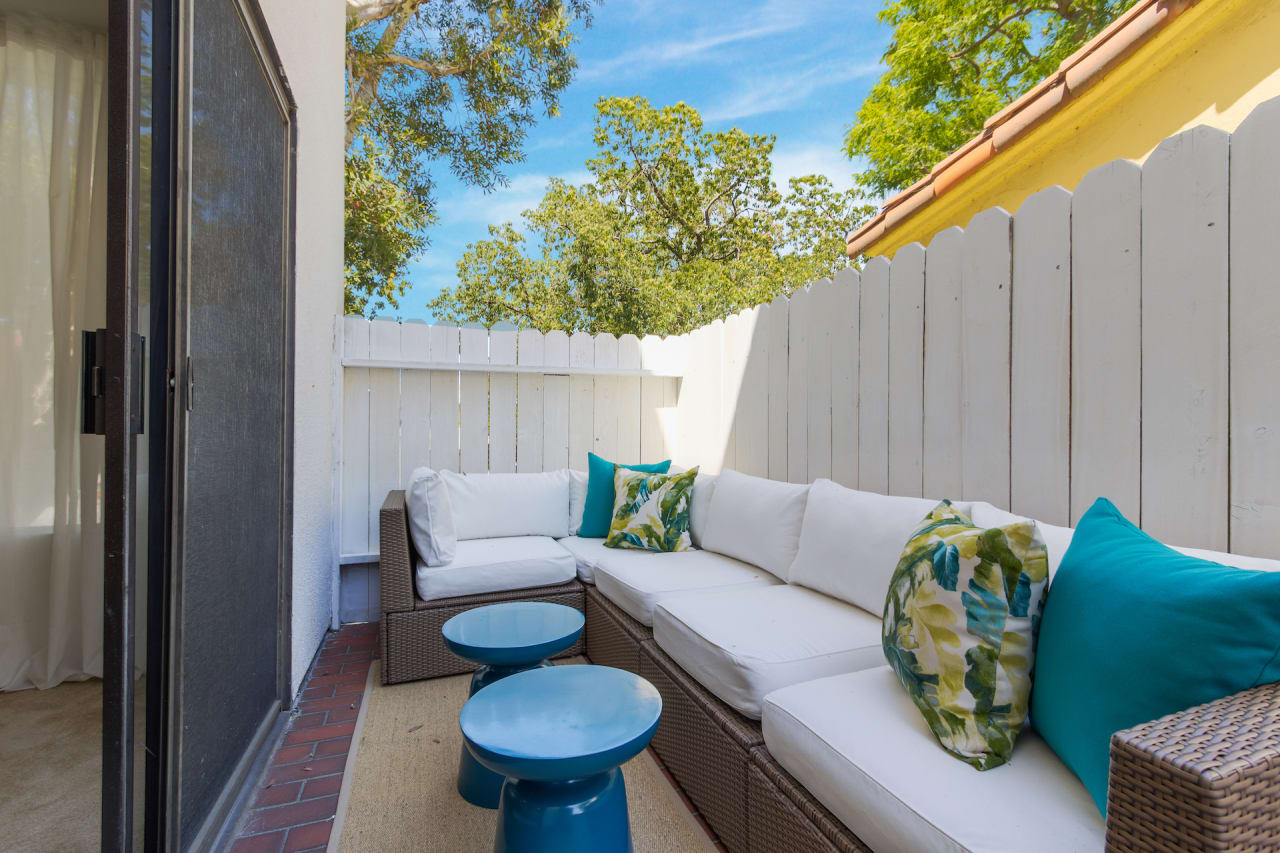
[337,95,1280,578]
[675,96,1280,560]
[337,319,685,561]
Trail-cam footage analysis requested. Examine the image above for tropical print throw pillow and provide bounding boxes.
[604,466,698,552]
[882,500,1049,770]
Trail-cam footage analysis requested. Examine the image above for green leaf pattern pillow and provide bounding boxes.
[605,466,698,552]
[882,500,1049,770]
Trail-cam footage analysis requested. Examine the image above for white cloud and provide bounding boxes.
[577,0,818,81]
[771,143,861,192]
[701,58,883,123]
[441,169,592,227]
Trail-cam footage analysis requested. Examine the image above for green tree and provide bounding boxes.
[845,0,1126,196]
[428,97,875,336]
[344,0,595,315]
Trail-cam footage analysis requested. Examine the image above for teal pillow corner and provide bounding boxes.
[578,453,670,538]
[1032,497,1280,816]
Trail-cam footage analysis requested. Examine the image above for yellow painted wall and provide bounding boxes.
[868,0,1280,259]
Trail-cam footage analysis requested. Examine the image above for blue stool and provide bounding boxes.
[460,665,662,853]
[441,602,584,808]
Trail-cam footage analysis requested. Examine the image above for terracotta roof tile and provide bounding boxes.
[847,0,1199,256]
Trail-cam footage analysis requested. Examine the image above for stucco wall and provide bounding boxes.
[867,0,1280,259]
[256,0,346,698]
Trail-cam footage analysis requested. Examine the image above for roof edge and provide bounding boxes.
[847,0,1196,257]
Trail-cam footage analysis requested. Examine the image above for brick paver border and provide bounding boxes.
[230,623,377,853]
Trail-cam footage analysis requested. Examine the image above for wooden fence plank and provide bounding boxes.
[516,329,545,473]
[737,306,769,477]
[568,332,594,469]
[1141,126,1230,549]
[428,325,459,472]
[459,326,488,473]
[593,334,620,461]
[1071,160,1141,524]
[618,335,643,462]
[368,318,402,542]
[923,228,964,500]
[340,317,370,555]
[830,267,859,489]
[858,260,890,493]
[639,335,664,463]
[767,294,789,481]
[961,208,1013,507]
[787,286,810,483]
[399,321,431,482]
[1011,187,1072,525]
[807,280,834,481]
[888,244,925,498]
[1229,98,1280,558]
[721,311,744,472]
[703,320,726,471]
[543,331,570,471]
[489,327,517,473]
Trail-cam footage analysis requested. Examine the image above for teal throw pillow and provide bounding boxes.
[579,453,670,538]
[1032,497,1280,815]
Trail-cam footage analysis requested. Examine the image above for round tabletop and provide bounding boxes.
[460,665,662,782]
[441,601,584,668]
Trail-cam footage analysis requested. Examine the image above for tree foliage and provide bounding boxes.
[429,97,875,335]
[844,0,1126,196]
[344,0,594,314]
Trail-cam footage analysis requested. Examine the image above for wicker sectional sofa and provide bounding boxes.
[378,472,1280,852]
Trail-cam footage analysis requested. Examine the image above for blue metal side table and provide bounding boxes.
[460,665,662,853]
[441,601,585,808]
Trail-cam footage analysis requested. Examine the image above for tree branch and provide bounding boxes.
[346,0,409,30]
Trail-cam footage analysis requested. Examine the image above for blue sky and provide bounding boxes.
[396,0,891,321]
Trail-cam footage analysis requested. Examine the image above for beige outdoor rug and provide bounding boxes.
[332,659,715,853]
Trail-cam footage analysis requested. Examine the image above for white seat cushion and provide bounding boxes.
[592,548,778,626]
[762,667,1104,853]
[555,535,614,584]
[701,469,809,579]
[414,536,576,602]
[653,585,884,719]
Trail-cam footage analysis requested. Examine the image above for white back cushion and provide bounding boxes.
[689,472,718,548]
[405,467,457,566]
[701,469,808,579]
[441,470,571,540]
[568,469,587,536]
[789,480,957,614]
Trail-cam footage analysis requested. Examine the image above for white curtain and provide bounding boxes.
[0,14,109,691]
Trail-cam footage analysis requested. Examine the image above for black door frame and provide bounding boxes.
[104,0,144,849]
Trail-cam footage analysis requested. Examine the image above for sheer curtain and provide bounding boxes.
[0,14,108,691]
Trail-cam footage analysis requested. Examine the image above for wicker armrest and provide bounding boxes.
[1105,681,1280,851]
[378,490,416,615]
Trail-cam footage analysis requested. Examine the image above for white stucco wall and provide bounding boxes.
[256,0,346,698]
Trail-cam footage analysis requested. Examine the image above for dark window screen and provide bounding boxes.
[177,0,289,844]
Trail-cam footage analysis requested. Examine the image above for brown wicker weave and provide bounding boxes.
[1106,681,1280,852]
[639,639,762,853]
[584,585,649,673]
[748,747,868,853]
[377,490,585,685]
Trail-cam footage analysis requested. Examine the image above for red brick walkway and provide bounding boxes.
[230,622,377,853]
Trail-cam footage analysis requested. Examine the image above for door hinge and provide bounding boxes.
[81,329,146,435]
